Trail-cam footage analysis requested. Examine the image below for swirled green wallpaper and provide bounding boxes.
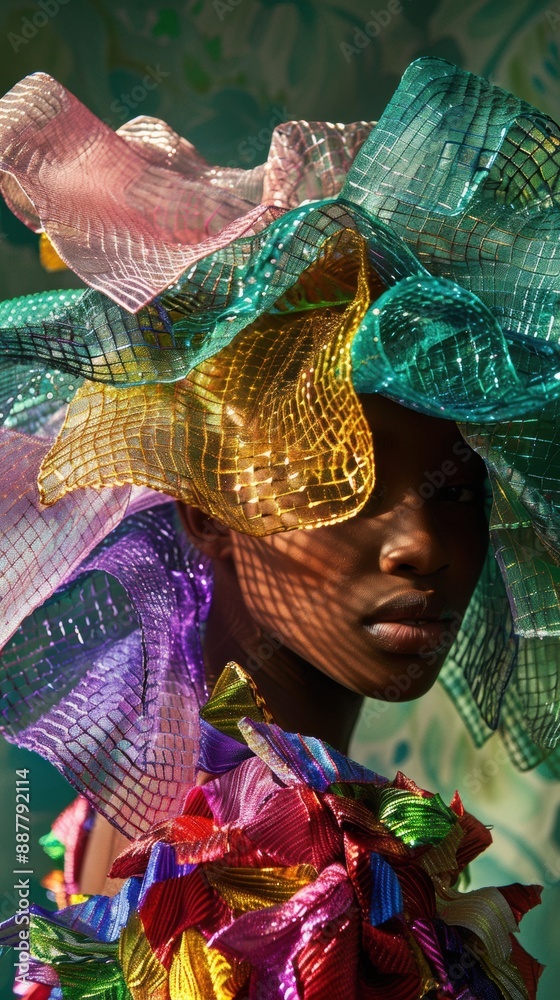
[0,1,559,996]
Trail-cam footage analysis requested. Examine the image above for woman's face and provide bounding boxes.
[226,394,489,701]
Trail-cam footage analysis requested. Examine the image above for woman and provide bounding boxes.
[0,56,557,996]
[78,390,489,893]
[180,393,489,747]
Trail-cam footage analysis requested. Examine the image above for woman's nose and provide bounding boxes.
[377,499,450,577]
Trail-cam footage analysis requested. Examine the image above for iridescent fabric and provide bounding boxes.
[0,503,212,838]
[0,666,543,1000]
[0,55,560,798]
[0,427,172,649]
[0,73,371,311]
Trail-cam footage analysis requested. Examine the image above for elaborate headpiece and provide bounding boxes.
[0,58,559,842]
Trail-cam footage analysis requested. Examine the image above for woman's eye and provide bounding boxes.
[437,485,479,503]
[358,483,387,514]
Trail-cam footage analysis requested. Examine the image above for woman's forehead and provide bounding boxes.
[357,393,487,482]
[358,393,460,440]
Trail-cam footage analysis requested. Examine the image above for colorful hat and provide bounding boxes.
[0,58,560,839]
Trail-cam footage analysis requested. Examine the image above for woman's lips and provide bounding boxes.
[361,619,456,654]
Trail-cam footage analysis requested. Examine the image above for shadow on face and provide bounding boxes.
[180,394,490,703]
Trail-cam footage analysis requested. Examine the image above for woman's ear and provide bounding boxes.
[176,502,233,560]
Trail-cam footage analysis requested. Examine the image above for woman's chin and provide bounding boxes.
[330,653,445,702]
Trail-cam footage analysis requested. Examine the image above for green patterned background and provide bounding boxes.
[0,0,559,995]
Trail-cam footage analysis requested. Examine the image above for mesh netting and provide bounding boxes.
[0,58,560,822]
[0,505,211,837]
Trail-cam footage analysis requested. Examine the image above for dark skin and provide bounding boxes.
[180,394,489,756]
[80,394,489,894]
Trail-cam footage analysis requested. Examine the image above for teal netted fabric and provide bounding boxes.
[0,57,559,776]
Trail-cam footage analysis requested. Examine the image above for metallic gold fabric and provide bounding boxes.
[168,928,248,1000]
[201,662,275,741]
[205,863,318,911]
[120,913,167,1000]
[39,231,374,535]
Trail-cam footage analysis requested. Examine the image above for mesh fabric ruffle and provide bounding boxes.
[1,57,560,816]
